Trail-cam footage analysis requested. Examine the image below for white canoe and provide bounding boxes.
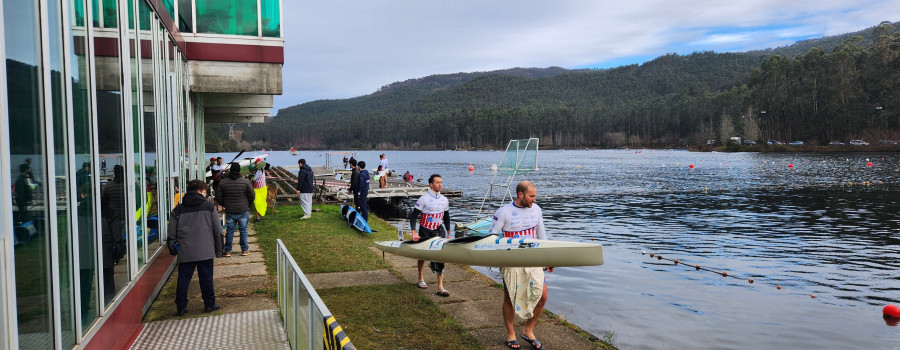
[374,234,603,267]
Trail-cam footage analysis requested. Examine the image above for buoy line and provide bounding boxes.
[627,247,900,324]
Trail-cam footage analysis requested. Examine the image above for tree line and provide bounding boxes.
[225,22,899,150]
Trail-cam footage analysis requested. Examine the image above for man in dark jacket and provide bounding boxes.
[357,161,370,221]
[169,179,224,316]
[296,158,314,219]
[215,163,254,257]
[348,158,359,211]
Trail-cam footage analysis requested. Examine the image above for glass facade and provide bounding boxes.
[1,0,281,348]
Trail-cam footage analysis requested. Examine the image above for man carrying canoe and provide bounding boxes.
[489,180,551,350]
[410,174,452,297]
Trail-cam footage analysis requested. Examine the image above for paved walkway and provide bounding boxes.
[131,225,290,350]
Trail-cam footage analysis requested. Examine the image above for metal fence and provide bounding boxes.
[276,239,354,350]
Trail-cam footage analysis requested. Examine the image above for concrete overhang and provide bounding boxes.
[199,93,273,124]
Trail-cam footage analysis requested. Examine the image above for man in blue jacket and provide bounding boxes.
[357,161,370,221]
[296,158,314,219]
[169,179,224,316]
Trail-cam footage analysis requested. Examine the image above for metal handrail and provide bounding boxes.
[276,239,354,350]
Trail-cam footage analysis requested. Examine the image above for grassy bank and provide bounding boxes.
[254,204,481,349]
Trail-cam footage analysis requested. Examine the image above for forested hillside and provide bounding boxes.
[230,21,900,150]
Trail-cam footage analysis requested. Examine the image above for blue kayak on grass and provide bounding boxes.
[340,204,356,220]
[347,211,372,233]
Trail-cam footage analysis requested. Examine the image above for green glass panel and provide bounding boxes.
[196,0,258,36]
[139,0,151,31]
[92,0,100,27]
[103,0,117,28]
[74,0,86,27]
[162,0,174,21]
[127,0,134,30]
[178,0,192,33]
[260,0,279,38]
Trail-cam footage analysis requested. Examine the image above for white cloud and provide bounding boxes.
[274,0,899,110]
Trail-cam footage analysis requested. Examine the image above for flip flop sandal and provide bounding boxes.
[520,334,546,349]
[505,339,521,349]
[436,289,450,297]
[417,281,427,289]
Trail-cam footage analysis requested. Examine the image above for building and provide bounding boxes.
[1,0,282,348]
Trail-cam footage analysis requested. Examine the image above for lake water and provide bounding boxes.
[239,149,900,349]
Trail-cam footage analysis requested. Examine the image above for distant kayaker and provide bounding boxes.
[409,174,451,297]
[489,180,551,350]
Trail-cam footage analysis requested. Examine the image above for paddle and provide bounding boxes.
[223,150,245,172]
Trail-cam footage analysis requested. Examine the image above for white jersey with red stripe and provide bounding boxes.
[414,190,449,231]
[489,202,547,240]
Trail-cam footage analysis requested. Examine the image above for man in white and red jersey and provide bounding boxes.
[410,174,452,297]
[489,180,552,350]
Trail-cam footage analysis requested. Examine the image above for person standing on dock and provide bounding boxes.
[343,155,349,169]
[410,174,452,297]
[296,158,314,219]
[357,161,370,221]
[379,153,389,172]
[489,180,551,350]
[348,158,360,211]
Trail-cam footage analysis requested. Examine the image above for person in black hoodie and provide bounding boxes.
[169,179,224,316]
[215,163,254,257]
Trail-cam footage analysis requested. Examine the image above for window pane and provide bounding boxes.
[162,0,174,21]
[128,0,146,268]
[94,27,130,306]
[70,0,100,332]
[4,0,53,347]
[178,0,192,33]
[260,0,279,38]
[102,0,117,28]
[141,3,161,256]
[48,0,77,346]
[196,0,258,36]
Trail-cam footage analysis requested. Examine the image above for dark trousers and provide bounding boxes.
[352,191,359,211]
[175,258,215,309]
[357,192,368,221]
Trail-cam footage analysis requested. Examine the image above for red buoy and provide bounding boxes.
[468,165,474,171]
[884,305,900,318]
[867,162,873,167]
[689,164,694,169]
[788,164,793,168]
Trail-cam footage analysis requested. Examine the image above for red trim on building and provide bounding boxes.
[185,42,284,64]
[84,254,176,350]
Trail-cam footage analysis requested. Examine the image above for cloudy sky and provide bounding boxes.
[275,0,899,111]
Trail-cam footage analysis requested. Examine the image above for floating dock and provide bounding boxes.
[264,166,461,205]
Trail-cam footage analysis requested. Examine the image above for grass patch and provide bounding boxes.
[254,204,482,349]
[254,204,398,274]
[318,284,481,350]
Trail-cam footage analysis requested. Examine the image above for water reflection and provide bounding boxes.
[100,164,128,303]
[295,149,900,349]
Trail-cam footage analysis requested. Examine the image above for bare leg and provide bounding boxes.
[502,285,520,347]
[521,283,549,341]
[437,273,445,291]
[417,260,425,283]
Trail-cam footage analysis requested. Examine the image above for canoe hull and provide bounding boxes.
[347,211,372,233]
[374,234,603,267]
